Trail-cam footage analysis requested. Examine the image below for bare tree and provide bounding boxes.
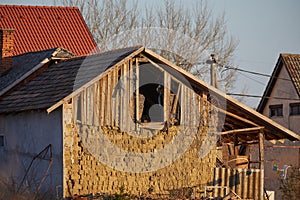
[61,0,238,92]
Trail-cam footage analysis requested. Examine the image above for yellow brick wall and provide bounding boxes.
[63,105,216,198]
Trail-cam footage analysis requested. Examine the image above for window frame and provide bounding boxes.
[269,104,283,117]
[290,103,300,116]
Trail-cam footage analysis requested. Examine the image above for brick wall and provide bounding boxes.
[0,29,14,74]
[63,103,217,198]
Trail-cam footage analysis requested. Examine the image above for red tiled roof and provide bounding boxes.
[0,5,99,56]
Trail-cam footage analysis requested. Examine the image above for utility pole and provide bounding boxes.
[208,54,218,88]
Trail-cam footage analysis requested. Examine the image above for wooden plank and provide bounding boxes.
[192,90,197,127]
[221,127,264,136]
[202,92,208,127]
[88,86,94,125]
[180,84,185,125]
[72,95,77,123]
[111,68,116,126]
[187,88,191,126]
[100,78,106,126]
[258,129,264,200]
[107,73,112,126]
[135,59,140,124]
[164,71,170,122]
[218,108,258,127]
[171,83,181,115]
[123,62,129,131]
[82,89,86,124]
[94,82,100,126]
[129,59,134,131]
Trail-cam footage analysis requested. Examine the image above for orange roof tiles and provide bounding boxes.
[281,54,300,96]
[0,5,99,56]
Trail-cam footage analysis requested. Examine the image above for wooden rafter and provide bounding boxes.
[221,126,264,136]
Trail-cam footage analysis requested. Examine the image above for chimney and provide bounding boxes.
[0,29,14,75]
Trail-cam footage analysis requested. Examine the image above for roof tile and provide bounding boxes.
[281,54,300,96]
[0,5,99,56]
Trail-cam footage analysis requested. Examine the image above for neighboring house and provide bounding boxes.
[257,53,300,199]
[0,5,98,57]
[0,44,299,199]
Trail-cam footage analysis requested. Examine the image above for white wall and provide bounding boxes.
[0,108,63,197]
[262,65,300,133]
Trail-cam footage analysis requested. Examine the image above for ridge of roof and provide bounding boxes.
[0,5,78,9]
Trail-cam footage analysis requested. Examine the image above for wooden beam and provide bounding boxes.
[218,108,258,127]
[221,126,264,136]
[164,71,170,122]
[258,129,265,200]
[135,59,140,125]
[171,85,181,115]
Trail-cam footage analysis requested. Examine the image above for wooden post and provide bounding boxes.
[258,129,264,200]
[135,59,140,126]
[123,62,129,131]
[171,84,181,116]
[164,71,170,122]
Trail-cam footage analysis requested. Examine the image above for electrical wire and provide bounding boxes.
[227,93,300,101]
[222,65,292,82]
[193,61,298,100]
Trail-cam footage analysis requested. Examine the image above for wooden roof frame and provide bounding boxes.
[47,47,300,142]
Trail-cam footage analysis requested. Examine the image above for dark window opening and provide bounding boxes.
[139,83,165,123]
[269,104,283,117]
[290,103,300,116]
[0,136,4,147]
[131,63,181,125]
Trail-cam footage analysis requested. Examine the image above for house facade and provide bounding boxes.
[1,45,299,199]
[257,53,300,199]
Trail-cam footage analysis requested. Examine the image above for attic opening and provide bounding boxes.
[132,62,181,126]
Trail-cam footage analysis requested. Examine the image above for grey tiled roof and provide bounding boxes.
[0,47,74,94]
[0,46,142,113]
[0,48,55,91]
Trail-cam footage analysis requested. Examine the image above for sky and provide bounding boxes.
[1,0,300,108]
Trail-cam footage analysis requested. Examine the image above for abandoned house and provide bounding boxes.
[256,53,300,199]
[0,43,299,199]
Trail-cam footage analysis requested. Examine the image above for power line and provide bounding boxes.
[227,93,300,101]
[237,71,266,86]
[222,65,292,82]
